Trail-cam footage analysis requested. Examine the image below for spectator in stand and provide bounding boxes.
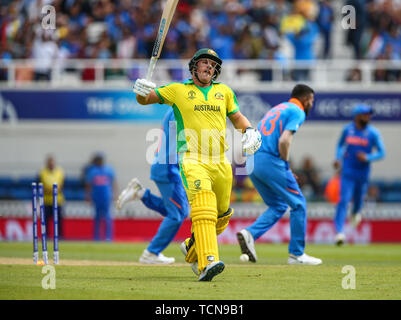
[284,0,319,81]
[32,30,59,81]
[345,0,367,60]
[117,26,136,59]
[316,0,334,59]
[346,67,362,82]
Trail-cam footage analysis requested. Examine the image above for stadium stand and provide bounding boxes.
[0,0,399,85]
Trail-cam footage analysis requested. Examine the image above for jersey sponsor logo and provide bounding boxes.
[194,179,201,190]
[194,105,221,112]
[93,175,110,186]
[188,90,196,100]
[215,92,224,101]
[346,136,369,146]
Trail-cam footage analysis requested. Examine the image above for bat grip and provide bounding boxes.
[146,57,158,81]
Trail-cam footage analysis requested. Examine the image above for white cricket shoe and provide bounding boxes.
[287,253,322,265]
[236,229,257,262]
[335,233,345,246]
[116,178,144,209]
[198,261,225,282]
[180,240,199,275]
[139,249,175,264]
[351,213,362,228]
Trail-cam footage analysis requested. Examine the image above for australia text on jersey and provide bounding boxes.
[194,105,221,112]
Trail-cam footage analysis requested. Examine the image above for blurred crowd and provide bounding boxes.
[0,0,400,81]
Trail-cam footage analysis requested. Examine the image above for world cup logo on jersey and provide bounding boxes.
[188,90,196,100]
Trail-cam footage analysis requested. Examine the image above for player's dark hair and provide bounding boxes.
[291,84,314,99]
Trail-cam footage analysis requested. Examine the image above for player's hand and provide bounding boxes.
[133,78,156,97]
[242,127,262,155]
[356,152,368,162]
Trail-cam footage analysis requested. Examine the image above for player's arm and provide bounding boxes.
[228,110,252,132]
[369,133,386,161]
[136,90,161,105]
[278,130,294,161]
[229,111,261,155]
[133,78,161,105]
[362,130,386,162]
[334,128,346,169]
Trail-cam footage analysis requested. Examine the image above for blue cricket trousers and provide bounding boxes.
[246,153,307,256]
[141,180,188,255]
[334,174,369,233]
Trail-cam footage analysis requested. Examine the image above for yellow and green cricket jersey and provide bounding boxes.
[155,79,239,161]
[39,167,65,206]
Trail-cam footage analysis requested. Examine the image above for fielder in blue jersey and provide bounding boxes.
[85,153,117,241]
[237,84,322,265]
[333,104,386,245]
[117,109,189,264]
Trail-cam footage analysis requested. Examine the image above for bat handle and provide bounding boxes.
[146,57,158,81]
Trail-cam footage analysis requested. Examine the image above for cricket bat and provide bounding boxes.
[146,0,179,81]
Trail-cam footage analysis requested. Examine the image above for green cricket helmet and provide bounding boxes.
[188,48,223,80]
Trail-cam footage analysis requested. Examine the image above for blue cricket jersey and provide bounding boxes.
[86,164,115,204]
[336,122,386,180]
[150,109,181,183]
[257,98,306,158]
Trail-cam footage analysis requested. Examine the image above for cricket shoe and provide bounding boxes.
[180,238,198,275]
[335,233,345,246]
[139,249,175,264]
[236,229,257,262]
[350,213,362,228]
[287,253,322,265]
[116,178,144,209]
[198,261,225,282]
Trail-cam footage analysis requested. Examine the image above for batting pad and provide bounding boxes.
[185,208,233,264]
[216,208,233,235]
[184,234,197,264]
[190,190,218,273]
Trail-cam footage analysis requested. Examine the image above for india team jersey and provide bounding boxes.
[155,79,239,161]
[150,109,181,183]
[336,122,385,179]
[86,165,115,204]
[257,98,306,158]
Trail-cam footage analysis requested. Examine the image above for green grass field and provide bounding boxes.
[1,241,400,300]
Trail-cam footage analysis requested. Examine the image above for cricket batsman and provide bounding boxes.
[133,48,261,281]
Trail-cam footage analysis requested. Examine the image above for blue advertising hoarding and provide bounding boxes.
[0,89,400,122]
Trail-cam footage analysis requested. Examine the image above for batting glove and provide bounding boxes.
[242,127,262,155]
[133,78,156,97]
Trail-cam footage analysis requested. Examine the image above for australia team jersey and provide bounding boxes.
[256,98,306,158]
[155,79,239,161]
[336,122,385,179]
[150,109,181,183]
